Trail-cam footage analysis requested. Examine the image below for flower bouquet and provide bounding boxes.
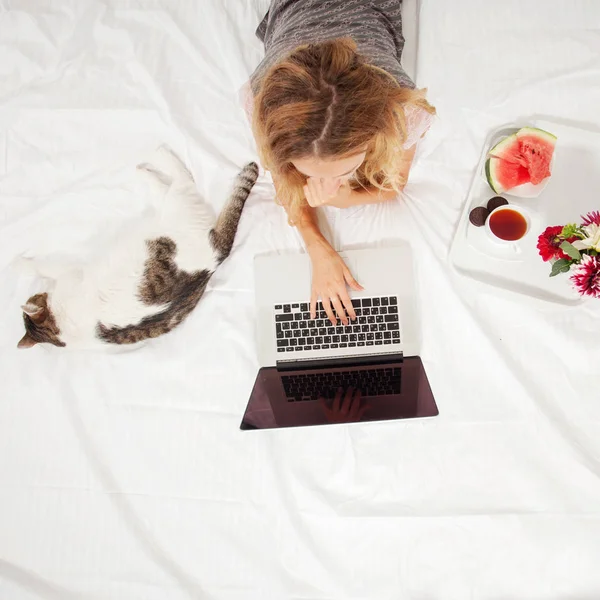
[537,211,600,298]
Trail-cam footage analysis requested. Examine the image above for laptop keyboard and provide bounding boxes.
[282,367,401,401]
[274,296,401,353]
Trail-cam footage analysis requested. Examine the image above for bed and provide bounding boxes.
[1,1,600,598]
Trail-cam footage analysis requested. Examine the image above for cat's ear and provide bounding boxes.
[21,293,49,323]
[21,302,46,322]
[17,333,37,349]
[22,302,42,316]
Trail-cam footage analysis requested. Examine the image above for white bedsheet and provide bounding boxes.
[1,1,600,598]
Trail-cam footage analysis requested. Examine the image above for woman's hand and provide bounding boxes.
[319,387,370,424]
[304,177,353,209]
[308,240,363,325]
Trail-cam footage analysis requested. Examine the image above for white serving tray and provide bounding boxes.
[449,118,600,305]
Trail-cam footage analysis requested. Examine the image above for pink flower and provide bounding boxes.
[581,211,600,227]
[570,254,600,299]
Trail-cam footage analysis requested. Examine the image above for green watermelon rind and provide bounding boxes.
[488,127,557,161]
[516,127,557,145]
[488,133,519,160]
[485,157,502,193]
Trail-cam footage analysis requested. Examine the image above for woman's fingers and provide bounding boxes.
[341,387,354,415]
[310,289,318,320]
[305,180,321,207]
[321,295,337,325]
[321,388,369,423]
[310,249,364,327]
[305,179,322,207]
[318,396,332,418]
[333,388,343,413]
[330,295,348,326]
[303,183,316,207]
[339,288,356,322]
[321,177,341,197]
[349,389,362,418]
[304,178,342,207]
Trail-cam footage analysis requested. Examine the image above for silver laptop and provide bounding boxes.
[241,244,438,429]
[256,244,421,365]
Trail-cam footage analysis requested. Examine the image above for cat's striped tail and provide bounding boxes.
[210,162,259,263]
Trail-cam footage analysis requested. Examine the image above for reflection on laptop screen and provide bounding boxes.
[240,356,438,430]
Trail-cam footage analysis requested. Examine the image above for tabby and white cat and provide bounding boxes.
[17,146,258,349]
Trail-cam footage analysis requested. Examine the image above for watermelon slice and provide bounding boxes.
[485,157,530,193]
[488,132,520,163]
[516,127,556,184]
[485,126,557,194]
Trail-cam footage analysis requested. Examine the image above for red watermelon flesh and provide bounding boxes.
[497,160,530,188]
[516,130,554,184]
[486,157,531,193]
[486,127,556,192]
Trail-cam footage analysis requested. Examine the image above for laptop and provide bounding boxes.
[240,244,439,430]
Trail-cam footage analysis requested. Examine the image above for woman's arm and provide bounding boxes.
[273,175,362,325]
[273,174,328,252]
[292,203,329,253]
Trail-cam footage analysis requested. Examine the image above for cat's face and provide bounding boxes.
[18,293,65,349]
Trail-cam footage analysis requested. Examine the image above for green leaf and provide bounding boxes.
[549,258,571,277]
[561,223,581,238]
[559,241,581,261]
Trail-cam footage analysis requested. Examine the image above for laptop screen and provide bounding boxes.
[240,356,438,430]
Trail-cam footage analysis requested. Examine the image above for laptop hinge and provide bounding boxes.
[276,352,403,372]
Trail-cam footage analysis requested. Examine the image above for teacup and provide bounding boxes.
[485,205,530,253]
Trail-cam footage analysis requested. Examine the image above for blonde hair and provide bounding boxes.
[252,38,435,221]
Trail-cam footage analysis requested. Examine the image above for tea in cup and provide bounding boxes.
[486,205,530,247]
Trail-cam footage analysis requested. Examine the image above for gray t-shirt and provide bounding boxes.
[250,0,414,94]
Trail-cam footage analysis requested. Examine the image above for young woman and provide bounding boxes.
[244,0,435,326]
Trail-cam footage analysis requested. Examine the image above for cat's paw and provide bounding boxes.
[136,162,172,188]
[136,162,160,174]
[149,145,194,182]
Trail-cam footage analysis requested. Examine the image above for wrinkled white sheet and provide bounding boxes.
[1,1,600,598]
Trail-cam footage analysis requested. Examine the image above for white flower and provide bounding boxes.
[572,224,600,252]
